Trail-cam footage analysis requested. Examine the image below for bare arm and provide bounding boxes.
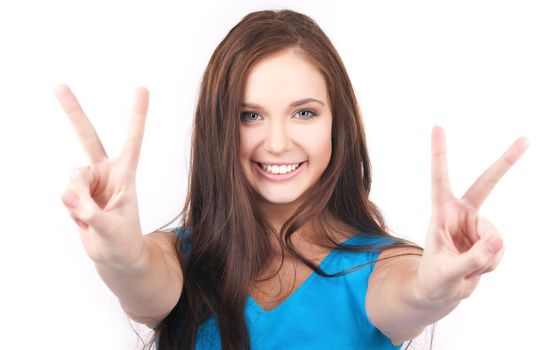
[366,248,458,344]
[55,85,183,329]
[366,127,528,344]
[95,231,183,329]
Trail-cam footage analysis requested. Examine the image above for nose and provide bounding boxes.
[264,119,292,155]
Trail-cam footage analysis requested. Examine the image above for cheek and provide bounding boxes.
[301,124,332,163]
[239,128,261,178]
[238,137,255,185]
[239,129,255,159]
[318,138,333,166]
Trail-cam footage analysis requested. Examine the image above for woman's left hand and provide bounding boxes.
[416,126,529,306]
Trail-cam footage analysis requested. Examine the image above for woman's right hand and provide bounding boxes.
[56,84,149,269]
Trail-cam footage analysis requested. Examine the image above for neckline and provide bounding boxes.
[246,233,362,316]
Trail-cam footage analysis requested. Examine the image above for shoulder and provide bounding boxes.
[374,245,423,269]
[369,245,423,284]
[144,229,184,271]
[147,227,190,246]
[325,233,418,277]
[345,234,419,263]
[145,229,180,251]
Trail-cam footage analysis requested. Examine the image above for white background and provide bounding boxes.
[1,0,550,349]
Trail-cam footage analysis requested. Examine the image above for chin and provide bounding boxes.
[257,190,304,206]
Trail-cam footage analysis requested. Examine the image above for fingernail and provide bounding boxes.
[62,190,80,209]
[486,237,502,254]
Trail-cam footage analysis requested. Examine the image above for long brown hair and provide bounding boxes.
[148,9,428,350]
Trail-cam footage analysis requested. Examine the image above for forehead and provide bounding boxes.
[242,49,328,106]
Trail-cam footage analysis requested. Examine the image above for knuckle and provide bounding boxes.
[434,173,450,184]
[77,202,94,222]
[69,166,87,180]
[502,154,516,167]
[68,166,93,187]
[473,252,490,269]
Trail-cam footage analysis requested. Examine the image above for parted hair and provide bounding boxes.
[148,8,422,350]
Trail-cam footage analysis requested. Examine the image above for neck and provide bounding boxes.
[258,201,299,233]
[257,199,357,245]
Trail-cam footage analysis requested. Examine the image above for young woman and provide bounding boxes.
[55,9,528,350]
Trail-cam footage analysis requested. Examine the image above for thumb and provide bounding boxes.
[452,235,503,279]
[61,167,104,229]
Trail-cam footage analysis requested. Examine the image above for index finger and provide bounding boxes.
[462,136,529,209]
[54,84,108,163]
[431,126,454,206]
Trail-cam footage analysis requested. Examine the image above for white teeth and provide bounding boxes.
[260,162,301,175]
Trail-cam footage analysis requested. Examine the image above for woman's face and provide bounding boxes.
[239,48,333,208]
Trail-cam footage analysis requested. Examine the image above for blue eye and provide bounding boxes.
[240,112,262,122]
[239,109,320,123]
[295,109,319,120]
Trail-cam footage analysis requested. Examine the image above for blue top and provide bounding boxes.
[173,229,402,350]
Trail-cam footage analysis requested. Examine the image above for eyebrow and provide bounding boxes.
[241,98,325,110]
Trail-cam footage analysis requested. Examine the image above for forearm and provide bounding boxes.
[368,258,461,342]
[94,236,183,326]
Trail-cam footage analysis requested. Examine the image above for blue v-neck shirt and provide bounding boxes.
[173,229,403,350]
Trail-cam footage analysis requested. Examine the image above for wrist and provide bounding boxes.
[95,236,150,276]
[413,266,463,310]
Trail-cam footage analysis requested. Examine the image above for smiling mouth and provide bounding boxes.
[254,161,307,176]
